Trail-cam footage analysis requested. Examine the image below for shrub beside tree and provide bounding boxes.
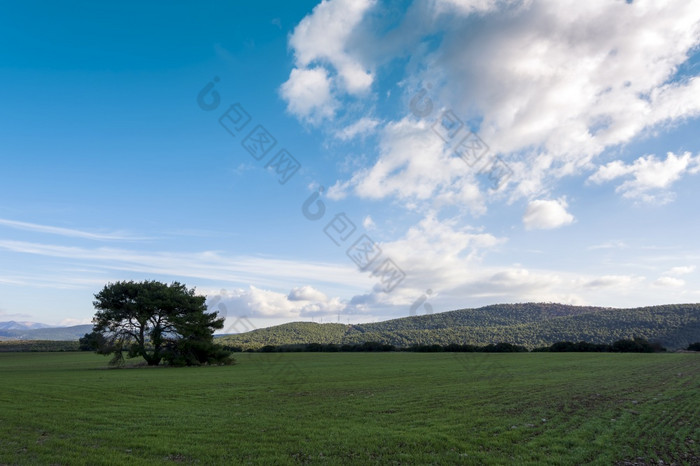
[611,337,666,353]
[78,331,106,351]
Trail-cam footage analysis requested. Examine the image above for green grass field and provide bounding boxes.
[0,352,698,465]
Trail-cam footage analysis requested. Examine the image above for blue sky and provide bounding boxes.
[1,0,700,330]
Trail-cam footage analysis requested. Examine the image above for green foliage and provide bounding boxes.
[78,331,105,351]
[219,303,700,350]
[0,340,79,352]
[236,341,537,353]
[611,337,666,353]
[92,280,234,366]
[535,338,666,353]
[687,342,700,351]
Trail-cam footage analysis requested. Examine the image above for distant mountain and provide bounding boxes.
[218,303,700,350]
[0,321,52,331]
[0,324,93,341]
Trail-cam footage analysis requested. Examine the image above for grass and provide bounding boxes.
[0,352,698,465]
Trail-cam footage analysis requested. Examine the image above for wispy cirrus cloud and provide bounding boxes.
[0,239,369,293]
[334,117,381,141]
[587,241,628,251]
[0,218,149,241]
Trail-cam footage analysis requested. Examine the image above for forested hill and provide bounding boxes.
[0,324,93,341]
[217,303,700,350]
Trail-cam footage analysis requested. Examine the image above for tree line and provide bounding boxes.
[219,337,675,353]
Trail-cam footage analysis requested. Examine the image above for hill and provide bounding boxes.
[0,324,93,341]
[0,321,51,331]
[218,303,700,350]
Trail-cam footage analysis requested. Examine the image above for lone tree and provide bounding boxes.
[92,280,232,366]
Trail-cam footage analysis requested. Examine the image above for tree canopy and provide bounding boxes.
[92,280,232,366]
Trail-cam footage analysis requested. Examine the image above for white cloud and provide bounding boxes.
[288,285,329,302]
[280,0,376,123]
[328,117,487,215]
[666,266,696,276]
[279,67,336,123]
[408,266,643,309]
[433,0,521,16]
[335,117,381,140]
[208,285,345,320]
[380,214,503,281]
[327,210,682,317]
[430,0,700,182]
[470,268,564,297]
[342,214,506,312]
[584,275,637,289]
[287,0,700,205]
[447,269,649,308]
[522,199,575,230]
[653,276,685,288]
[59,317,92,326]
[588,151,700,203]
[289,0,375,90]
[362,215,375,230]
